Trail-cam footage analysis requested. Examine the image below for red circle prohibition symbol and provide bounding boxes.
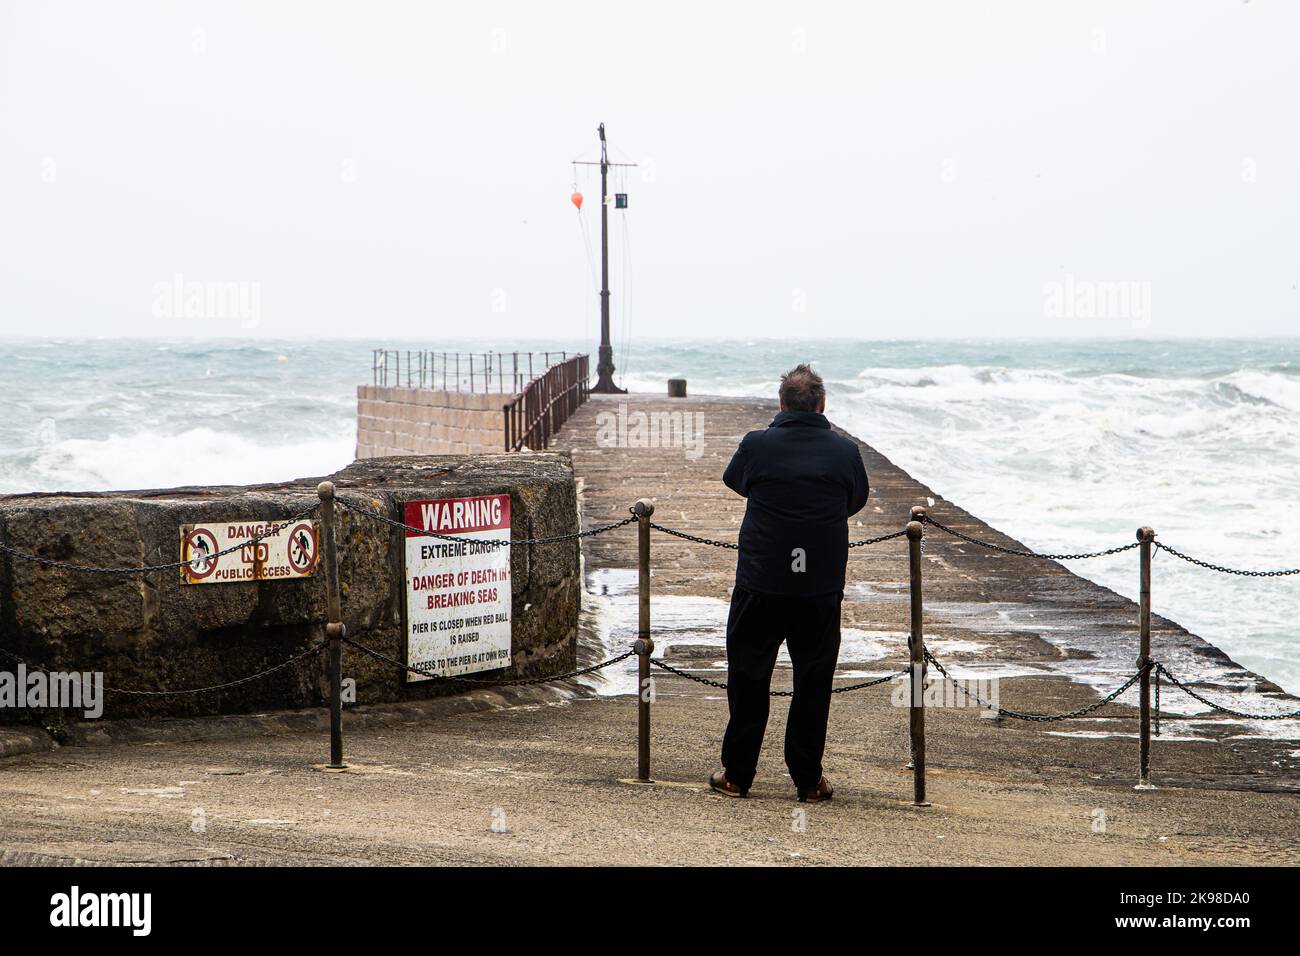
[287,522,318,574]
[184,529,220,580]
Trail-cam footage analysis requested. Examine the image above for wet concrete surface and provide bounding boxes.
[0,393,1296,866]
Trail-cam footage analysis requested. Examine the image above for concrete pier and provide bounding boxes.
[0,393,1296,866]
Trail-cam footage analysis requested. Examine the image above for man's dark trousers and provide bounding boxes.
[721,584,843,793]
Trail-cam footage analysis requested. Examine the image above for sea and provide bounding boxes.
[2,336,1297,696]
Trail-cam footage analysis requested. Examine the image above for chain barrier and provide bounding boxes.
[1154,665,1161,737]
[649,657,908,696]
[923,647,1148,722]
[919,514,1140,561]
[340,635,635,687]
[0,504,321,576]
[0,642,327,697]
[648,522,908,550]
[849,530,909,548]
[1154,662,1300,720]
[647,523,738,550]
[337,498,636,546]
[6,483,1300,792]
[1153,541,1300,578]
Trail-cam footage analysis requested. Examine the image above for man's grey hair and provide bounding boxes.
[779,363,825,412]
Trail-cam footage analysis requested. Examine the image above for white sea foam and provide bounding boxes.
[22,426,355,492]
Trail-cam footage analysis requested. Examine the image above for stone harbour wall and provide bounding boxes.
[0,454,580,721]
[356,386,512,458]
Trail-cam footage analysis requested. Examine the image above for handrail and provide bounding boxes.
[503,354,590,451]
[371,349,580,394]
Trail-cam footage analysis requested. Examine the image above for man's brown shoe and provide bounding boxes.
[797,776,833,803]
[708,770,747,798]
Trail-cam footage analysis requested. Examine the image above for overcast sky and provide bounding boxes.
[2,1,1297,341]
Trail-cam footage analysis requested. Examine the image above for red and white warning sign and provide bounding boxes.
[402,494,512,681]
[179,519,320,585]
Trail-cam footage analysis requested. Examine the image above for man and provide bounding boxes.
[709,364,870,803]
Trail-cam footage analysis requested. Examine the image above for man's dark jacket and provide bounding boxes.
[723,410,870,597]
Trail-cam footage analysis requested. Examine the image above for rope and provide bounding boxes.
[923,647,1148,721]
[649,657,908,697]
[337,498,636,546]
[0,504,320,575]
[341,635,636,686]
[919,514,1140,561]
[0,642,327,697]
[1153,541,1300,578]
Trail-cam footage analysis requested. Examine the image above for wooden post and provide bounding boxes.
[633,498,655,782]
[1136,526,1156,790]
[318,482,347,770]
[906,511,930,807]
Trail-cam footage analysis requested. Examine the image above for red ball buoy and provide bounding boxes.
[571,191,584,210]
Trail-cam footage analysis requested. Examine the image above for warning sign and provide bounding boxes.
[402,494,512,681]
[179,519,320,585]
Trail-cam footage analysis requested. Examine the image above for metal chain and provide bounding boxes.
[919,515,1140,561]
[1154,665,1161,737]
[923,648,1147,721]
[828,670,910,693]
[649,657,908,697]
[0,504,321,576]
[1155,663,1300,720]
[647,523,737,550]
[337,498,636,546]
[1153,541,1300,578]
[850,530,909,548]
[0,642,326,697]
[341,635,635,686]
[649,523,908,550]
[649,657,732,688]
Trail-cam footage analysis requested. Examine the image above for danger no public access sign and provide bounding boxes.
[403,494,512,681]
[179,518,320,585]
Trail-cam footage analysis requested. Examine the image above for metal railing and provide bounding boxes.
[372,350,580,394]
[503,354,590,451]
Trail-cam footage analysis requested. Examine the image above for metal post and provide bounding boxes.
[318,481,347,770]
[592,124,626,393]
[906,510,929,806]
[633,498,655,782]
[1136,526,1156,790]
